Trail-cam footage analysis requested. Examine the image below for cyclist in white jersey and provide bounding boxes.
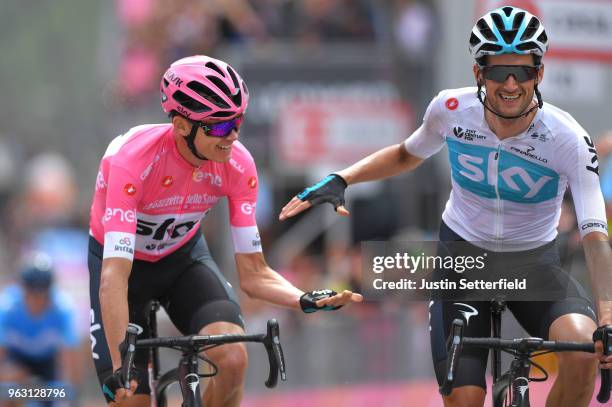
[280,6,612,407]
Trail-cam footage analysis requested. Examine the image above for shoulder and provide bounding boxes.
[540,103,590,145]
[425,87,480,124]
[434,87,479,111]
[226,141,256,175]
[103,123,171,165]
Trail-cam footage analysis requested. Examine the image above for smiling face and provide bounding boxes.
[192,123,239,163]
[474,53,544,119]
[172,115,240,165]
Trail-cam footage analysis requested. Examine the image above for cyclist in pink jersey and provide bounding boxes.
[88,55,362,407]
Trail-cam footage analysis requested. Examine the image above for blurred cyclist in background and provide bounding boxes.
[0,254,78,406]
[88,55,362,406]
[280,6,612,407]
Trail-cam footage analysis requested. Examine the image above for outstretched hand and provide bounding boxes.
[279,196,350,220]
[315,290,363,309]
[279,174,350,221]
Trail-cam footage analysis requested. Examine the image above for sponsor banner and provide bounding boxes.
[361,240,579,301]
[477,0,612,62]
[275,100,413,168]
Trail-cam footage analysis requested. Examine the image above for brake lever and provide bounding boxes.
[594,326,612,403]
[439,319,464,396]
[121,323,143,389]
[264,319,287,388]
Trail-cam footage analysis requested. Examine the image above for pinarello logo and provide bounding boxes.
[162,176,173,187]
[445,98,459,110]
[248,176,257,189]
[124,183,137,196]
[119,237,131,245]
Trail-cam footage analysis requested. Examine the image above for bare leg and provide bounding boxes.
[199,322,248,407]
[546,314,598,407]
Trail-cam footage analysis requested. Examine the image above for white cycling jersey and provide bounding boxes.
[404,87,607,251]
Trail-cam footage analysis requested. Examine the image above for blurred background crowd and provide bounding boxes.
[1,0,611,405]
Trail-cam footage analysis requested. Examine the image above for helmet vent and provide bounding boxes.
[513,12,525,30]
[227,66,240,89]
[205,62,226,77]
[163,78,170,88]
[188,80,230,109]
[242,81,249,95]
[536,31,547,43]
[521,17,540,40]
[206,76,232,99]
[516,42,541,52]
[480,43,503,53]
[477,18,496,41]
[469,32,480,46]
[211,111,235,118]
[172,90,212,113]
[501,6,514,17]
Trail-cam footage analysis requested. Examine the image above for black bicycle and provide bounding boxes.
[439,313,611,406]
[119,301,287,407]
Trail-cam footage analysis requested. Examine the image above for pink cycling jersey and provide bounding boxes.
[89,123,261,262]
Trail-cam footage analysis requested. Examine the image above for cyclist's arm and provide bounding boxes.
[561,128,611,324]
[235,252,362,309]
[338,92,446,185]
[100,257,132,370]
[235,252,303,309]
[336,143,424,185]
[583,232,612,323]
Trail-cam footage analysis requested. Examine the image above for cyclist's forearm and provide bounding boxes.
[336,143,423,185]
[236,253,302,309]
[99,259,132,370]
[245,268,303,309]
[583,232,612,324]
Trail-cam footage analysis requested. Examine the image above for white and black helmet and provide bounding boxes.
[469,6,548,65]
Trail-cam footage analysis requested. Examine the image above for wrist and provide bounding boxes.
[333,172,349,186]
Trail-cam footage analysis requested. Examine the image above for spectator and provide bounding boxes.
[0,254,79,405]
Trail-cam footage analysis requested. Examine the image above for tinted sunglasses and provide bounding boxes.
[197,116,244,138]
[480,65,540,83]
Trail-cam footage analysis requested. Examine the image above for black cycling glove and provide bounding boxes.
[300,289,342,313]
[297,174,347,211]
[102,368,138,402]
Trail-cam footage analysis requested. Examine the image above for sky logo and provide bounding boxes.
[448,140,558,203]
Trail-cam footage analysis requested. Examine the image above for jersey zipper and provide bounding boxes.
[493,144,503,250]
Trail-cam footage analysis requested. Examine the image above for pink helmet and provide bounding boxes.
[160,55,249,121]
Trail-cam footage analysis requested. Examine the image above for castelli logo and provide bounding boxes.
[248,176,257,189]
[445,98,459,110]
[124,184,137,196]
[162,176,173,187]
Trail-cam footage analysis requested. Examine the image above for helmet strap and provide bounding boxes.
[185,123,208,161]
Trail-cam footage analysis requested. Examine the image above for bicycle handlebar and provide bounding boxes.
[439,319,611,403]
[121,319,287,389]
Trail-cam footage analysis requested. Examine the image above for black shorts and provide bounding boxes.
[88,233,244,402]
[430,221,597,390]
[6,350,56,382]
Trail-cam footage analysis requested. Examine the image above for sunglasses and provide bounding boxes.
[196,116,244,138]
[480,65,540,83]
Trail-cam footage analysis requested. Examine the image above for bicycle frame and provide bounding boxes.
[126,300,285,407]
[440,318,611,407]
